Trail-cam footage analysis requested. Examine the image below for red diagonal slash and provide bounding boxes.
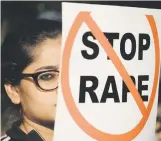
[61,12,160,141]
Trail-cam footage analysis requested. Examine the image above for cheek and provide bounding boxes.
[19,79,58,111]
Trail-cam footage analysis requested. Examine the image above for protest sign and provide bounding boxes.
[54,3,161,141]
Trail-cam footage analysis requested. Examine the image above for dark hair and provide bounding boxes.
[1,19,62,132]
[2,19,61,86]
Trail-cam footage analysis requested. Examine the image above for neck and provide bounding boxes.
[19,116,54,141]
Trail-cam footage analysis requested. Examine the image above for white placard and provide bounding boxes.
[54,2,161,141]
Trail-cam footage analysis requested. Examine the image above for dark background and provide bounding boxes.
[1,1,161,44]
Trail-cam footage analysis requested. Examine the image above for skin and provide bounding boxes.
[4,36,61,141]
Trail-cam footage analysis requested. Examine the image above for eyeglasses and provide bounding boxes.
[20,69,59,91]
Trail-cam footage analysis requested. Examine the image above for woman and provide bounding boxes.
[1,20,61,141]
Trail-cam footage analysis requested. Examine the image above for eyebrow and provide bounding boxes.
[35,65,58,72]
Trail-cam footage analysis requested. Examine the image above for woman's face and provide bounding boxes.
[17,36,61,127]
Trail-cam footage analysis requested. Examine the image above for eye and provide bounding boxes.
[39,73,55,81]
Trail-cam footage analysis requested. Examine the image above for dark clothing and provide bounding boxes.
[1,121,44,141]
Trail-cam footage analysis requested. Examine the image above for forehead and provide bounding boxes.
[23,36,61,73]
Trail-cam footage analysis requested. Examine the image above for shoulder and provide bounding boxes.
[1,135,12,141]
[1,120,21,141]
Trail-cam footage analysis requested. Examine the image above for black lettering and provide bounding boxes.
[100,76,120,103]
[138,75,149,101]
[122,76,136,102]
[120,33,136,60]
[138,34,150,60]
[105,33,119,60]
[79,76,99,103]
[82,32,99,60]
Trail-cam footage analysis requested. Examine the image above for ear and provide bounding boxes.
[4,84,21,104]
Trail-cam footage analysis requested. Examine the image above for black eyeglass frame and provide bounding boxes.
[20,69,59,91]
